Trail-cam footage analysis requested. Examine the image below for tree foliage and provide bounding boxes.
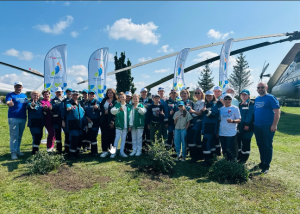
[114,52,136,94]
[197,63,215,92]
[229,53,253,95]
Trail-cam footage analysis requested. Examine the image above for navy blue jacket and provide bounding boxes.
[238,99,255,133]
[166,98,178,126]
[83,98,101,130]
[27,100,44,128]
[202,100,219,135]
[50,96,64,124]
[65,99,87,131]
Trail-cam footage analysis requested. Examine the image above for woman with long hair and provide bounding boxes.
[99,88,118,158]
[40,89,56,152]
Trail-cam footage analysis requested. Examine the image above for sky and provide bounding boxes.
[0,1,300,97]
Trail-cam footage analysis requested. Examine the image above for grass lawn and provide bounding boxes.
[0,105,299,213]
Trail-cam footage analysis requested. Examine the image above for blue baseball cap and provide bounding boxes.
[158,87,164,92]
[88,89,95,94]
[66,88,73,92]
[240,89,250,95]
[82,89,88,94]
[178,101,184,106]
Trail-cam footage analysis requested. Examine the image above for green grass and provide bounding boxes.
[0,105,299,213]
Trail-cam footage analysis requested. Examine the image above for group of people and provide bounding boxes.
[6,81,280,174]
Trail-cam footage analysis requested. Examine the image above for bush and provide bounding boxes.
[208,158,250,184]
[147,138,176,173]
[26,151,64,175]
[0,96,6,105]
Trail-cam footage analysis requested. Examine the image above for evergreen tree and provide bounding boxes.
[229,52,253,96]
[114,52,136,94]
[197,63,214,92]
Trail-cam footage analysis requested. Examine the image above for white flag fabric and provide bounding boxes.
[173,48,190,94]
[219,38,234,94]
[88,48,109,102]
[44,45,67,98]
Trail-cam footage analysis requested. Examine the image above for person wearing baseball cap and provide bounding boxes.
[139,87,153,150]
[226,87,239,107]
[50,87,65,153]
[237,89,255,163]
[6,81,28,160]
[61,87,73,153]
[219,93,241,162]
[79,89,90,153]
[124,91,133,153]
[157,87,169,148]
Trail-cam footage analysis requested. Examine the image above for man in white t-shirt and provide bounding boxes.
[218,93,241,161]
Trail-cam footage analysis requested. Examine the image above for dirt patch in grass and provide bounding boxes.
[139,178,173,192]
[39,165,111,192]
[238,176,286,201]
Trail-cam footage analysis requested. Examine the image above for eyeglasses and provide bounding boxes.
[194,92,201,95]
[257,86,265,89]
[224,98,232,101]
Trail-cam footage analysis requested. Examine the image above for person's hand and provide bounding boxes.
[270,125,277,132]
[148,124,150,130]
[67,107,72,111]
[219,98,224,105]
[120,106,124,111]
[144,104,148,109]
[189,109,194,114]
[175,115,179,120]
[201,106,206,112]
[244,126,249,131]
[165,124,169,128]
[109,122,114,129]
[87,118,92,123]
[128,127,132,132]
[49,104,53,110]
[7,98,14,107]
[62,120,66,128]
[170,109,174,115]
[43,105,48,110]
[105,109,108,114]
[31,101,35,107]
[160,110,164,116]
[94,104,98,109]
[227,119,233,123]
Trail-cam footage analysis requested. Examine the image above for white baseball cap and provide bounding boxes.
[213,86,222,91]
[205,91,214,95]
[226,87,235,93]
[125,91,132,96]
[72,90,80,95]
[223,93,233,99]
[140,87,148,92]
[56,87,63,92]
[14,81,23,86]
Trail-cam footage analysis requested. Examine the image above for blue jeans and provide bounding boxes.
[220,136,236,161]
[8,118,27,154]
[254,125,275,168]
[174,129,187,157]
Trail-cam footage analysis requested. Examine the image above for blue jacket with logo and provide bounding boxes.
[50,96,64,125]
[182,99,196,127]
[27,100,44,128]
[159,98,169,124]
[82,98,101,130]
[202,100,219,135]
[238,99,255,135]
[166,98,178,126]
[65,99,87,131]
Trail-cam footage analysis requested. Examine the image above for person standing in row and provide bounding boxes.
[173,101,193,161]
[80,89,90,152]
[254,82,280,174]
[50,87,64,153]
[99,88,118,158]
[6,82,27,160]
[139,88,153,149]
[237,89,254,163]
[61,88,73,153]
[219,93,241,161]
[110,92,133,158]
[41,89,56,152]
[130,94,147,156]
[157,87,169,146]
[27,91,44,155]
[125,91,133,153]
[63,90,87,159]
[84,90,101,156]
[226,87,239,107]
[165,89,178,150]
[147,94,165,142]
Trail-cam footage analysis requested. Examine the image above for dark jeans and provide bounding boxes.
[220,136,236,161]
[100,116,115,152]
[254,125,275,168]
[150,124,163,142]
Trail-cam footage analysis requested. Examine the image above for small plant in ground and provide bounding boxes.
[147,137,176,174]
[26,151,64,175]
[208,158,250,184]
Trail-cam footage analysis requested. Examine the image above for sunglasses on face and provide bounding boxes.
[257,86,265,89]
[224,98,232,101]
[194,92,201,95]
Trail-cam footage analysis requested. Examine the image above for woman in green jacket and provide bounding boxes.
[130,94,147,156]
[110,92,133,158]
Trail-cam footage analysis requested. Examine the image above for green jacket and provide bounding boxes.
[133,103,147,129]
[112,102,132,130]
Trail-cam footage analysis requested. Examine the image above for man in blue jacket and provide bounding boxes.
[158,87,169,146]
[6,82,28,160]
[254,82,280,174]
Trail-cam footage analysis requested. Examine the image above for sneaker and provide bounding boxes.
[16,152,24,156]
[100,152,108,158]
[129,151,136,156]
[11,153,18,160]
[175,157,180,161]
[120,153,128,158]
[135,151,142,156]
[110,153,116,158]
[261,168,269,174]
[181,157,186,162]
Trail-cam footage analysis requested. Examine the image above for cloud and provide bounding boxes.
[0,72,43,90]
[70,31,79,38]
[67,65,88,77]
[68,77,88,91]
[138,57,152,62]
[207,29,234,40]
[34,15,74,35]
[154,68,170,73]
[141,74,150,78]
[193,51,236,69]
[3,48,34,61]
[83,26,89,30]
[106,76,117,89]
[106,18,160,45]
[63,2,70,6]
[157,45,174,53]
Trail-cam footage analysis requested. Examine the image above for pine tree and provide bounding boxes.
[197,63,214,92]
[114,52,136,94]
[229,52,253,95]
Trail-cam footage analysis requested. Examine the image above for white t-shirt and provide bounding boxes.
[192,100,205,117]
[104,101,110,110]
[219,105,241,137]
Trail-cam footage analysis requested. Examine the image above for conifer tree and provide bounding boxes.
[197,63,214,92]
[229,52,253,95]
[114,52,136,94]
